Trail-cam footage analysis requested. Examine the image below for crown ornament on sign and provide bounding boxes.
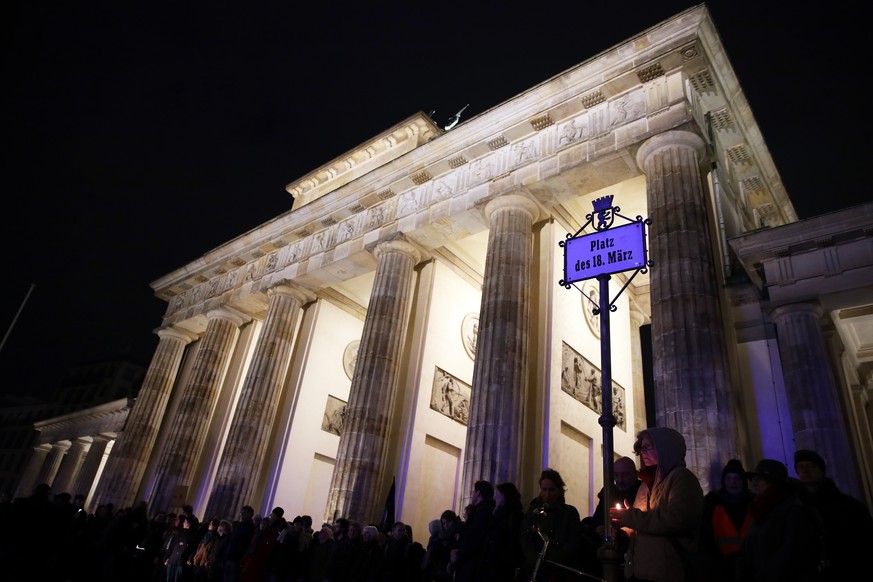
[592,195,614,212]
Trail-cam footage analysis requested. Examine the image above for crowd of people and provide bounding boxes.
[1,428,870,582]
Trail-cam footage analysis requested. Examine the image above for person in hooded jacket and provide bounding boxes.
[610,427,704,582]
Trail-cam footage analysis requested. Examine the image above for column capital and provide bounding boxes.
[268,282,316,305]
[206,305,250,327]
[155,326,196,344]
[484,193,540,224]
[769,301,824,322]
[373,238,421,264]
[635,130,706,171]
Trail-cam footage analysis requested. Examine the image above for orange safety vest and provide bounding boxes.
[711,504,751,558]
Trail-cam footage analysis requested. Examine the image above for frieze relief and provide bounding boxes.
[609,93,646,128]
[243,259,262,283]
[367,199,395,229]
[264,251,279,274]
[511,138,538,167]
[469,157,495,185]
[558,115,590,147]
[310,228,334,254]
[432,177,456,203]
[222,267,241,293]
[204,278,219,299]
[335,215,360,244]
[397,185,426,217]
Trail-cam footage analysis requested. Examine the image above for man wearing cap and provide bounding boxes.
[737,459,822,581]
[794,449,873,581]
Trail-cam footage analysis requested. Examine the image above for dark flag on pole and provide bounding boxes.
[380,477,396,533]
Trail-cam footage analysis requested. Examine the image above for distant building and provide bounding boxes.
[0,395,45,497]
[19,5,868,537]
[5,357,144,503]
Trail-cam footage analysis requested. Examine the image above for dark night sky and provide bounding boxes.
[1,1,869,401]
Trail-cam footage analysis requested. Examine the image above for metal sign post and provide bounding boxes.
[558,195,651,582]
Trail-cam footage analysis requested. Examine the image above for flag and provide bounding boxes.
[379,477,396,533]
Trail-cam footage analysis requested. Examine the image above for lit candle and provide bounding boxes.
[615,503,622,509]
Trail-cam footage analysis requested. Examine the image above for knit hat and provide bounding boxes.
[745,459,788,483]
[721,458,747,486]
[794,449,826,474]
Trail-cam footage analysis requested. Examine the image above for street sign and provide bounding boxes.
[562,221,646,284]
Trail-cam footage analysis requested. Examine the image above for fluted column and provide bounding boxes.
[462,194,538,504]
[628,303,649,435]
[36,441,71,487]
[206,283,314,519]
[770,302,860,496]
[636,130,736,492]
[94,327,193,510]
[74,434,113,509]
[15,444,52,497]
[51,438,90,495]
[325,239,420,524]
[149,307,249,514]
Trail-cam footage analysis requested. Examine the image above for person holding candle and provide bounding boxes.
[609,427,704,582]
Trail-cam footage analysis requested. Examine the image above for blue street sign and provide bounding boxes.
[563,221,646,284]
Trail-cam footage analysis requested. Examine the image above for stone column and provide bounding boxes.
[325,239,420,524]
[94,327,193,511]
[462,194,538,503]
[14,444,52,497]
[36,441,71,487]
[636,130,736,492]
[628,303,649,436]
[770,302,860,496]
[51,438,90,495]
[206,283,314,519]
[74,434,113,509]
[149,307,248,514]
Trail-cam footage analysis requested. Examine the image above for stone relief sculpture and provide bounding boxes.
[470,158,494,182]
[368,205,386,229]
[461,312,479,360]
[265,252,279,273]
[397,190,419,216]
[244,262,258,282]
[558,117,588,145]
[560,341,626,430]
[337,218,356,243]
[433,179,454,202]
[343,340,360,380]
[321,395,347,435]
[430,367,471,425]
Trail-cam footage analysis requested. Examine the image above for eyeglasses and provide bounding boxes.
[639,444,655,452]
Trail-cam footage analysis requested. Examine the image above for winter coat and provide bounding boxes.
[737,482,822,582]
[453,497,495,582]
[620,427,704,582]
